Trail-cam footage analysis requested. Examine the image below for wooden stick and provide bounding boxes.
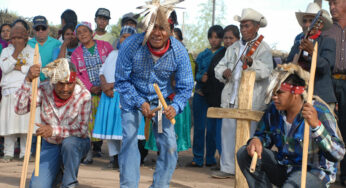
[250,152,258,173]
[144,107,162,140]
[301,42,318,188]
[153,83,176,125]
[20,43,40,188]
[34,135,41,176]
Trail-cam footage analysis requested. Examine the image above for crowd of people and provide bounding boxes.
[0,0,346,187]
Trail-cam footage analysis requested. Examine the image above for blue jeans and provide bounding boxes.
[237,146,325,188]
[119,109,177,188]
[192,93,220,166]
[30,137,90,188]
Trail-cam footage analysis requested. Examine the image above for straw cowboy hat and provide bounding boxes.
[234,8,267,27]
[295,2,332,30]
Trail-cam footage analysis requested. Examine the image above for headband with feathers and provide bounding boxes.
[265,63,310,104]
[137,0,184,45]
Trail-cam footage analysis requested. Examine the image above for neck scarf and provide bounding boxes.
[147,39,170,57]
[53,89,73,108]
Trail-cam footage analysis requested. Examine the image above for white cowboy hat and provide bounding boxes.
[295,3,332,31]
[234,8,267,27]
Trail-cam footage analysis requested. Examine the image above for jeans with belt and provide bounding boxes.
[119,107,177,188]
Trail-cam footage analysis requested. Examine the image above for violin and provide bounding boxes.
[242,35,264,70]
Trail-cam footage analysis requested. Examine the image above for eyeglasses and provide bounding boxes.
[35,26,47,31]
[302,18,313,24]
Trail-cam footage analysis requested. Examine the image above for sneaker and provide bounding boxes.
[81,159,93,165]
[0,155,14,163]
[186,161,203,168]
[211,171,234,179]
[210,166,220,171]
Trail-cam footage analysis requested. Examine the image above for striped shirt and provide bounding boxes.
[114,33,194,114]
[15,81,91,144]
[254,100,345,186]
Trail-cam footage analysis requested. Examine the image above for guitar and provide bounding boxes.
[292,10,322,64]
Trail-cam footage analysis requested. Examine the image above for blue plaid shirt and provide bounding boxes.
[83,45,102,86]
[254,101,345,186]
[114,33,194,114]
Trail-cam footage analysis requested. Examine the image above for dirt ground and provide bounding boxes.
[0,143,344,188]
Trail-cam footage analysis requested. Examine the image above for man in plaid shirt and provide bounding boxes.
[237,70,345,187]
[15,59,91,188]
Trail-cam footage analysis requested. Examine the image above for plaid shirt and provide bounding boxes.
[83,45,103,86]
[114,33,194,114]
[15,81,91,144]
[254,101,345,186]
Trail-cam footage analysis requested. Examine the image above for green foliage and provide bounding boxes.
[184,0,226,54]
[110,16,144,39]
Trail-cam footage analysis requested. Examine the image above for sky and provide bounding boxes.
[0,0,331,52]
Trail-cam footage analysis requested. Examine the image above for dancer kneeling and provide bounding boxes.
[237,64,345,188]
[15,58,91,188]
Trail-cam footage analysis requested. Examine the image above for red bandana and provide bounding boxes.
[280,83,305,94]
[147,39,170,57]
[309,30,321,40]
[69,72,77,82]
[53,90,73,108]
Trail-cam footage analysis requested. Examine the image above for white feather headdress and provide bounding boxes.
[137,0,184,45]
[265,63,310,104]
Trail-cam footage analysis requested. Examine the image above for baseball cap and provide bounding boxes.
[95,8,111,19]
[33,15,48,29]
[121,12,139,26]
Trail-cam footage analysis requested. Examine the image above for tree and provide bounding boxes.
[183,0,226,53]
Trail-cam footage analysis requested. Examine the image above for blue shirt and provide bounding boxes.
[28,36,61,81]
[114,33,194,114]
[195,47,224,89]
[255,101,345,185]
[52,46,76,61]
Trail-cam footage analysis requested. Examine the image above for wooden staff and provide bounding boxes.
[35,135,41,176]
[250,151,258,173]
[301,42,318,188]
[153,83,176,125]
[144,107,162,140]
[20,43,40,188]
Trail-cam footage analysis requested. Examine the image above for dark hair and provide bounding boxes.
[61,9,78,27]
[283,74,306,87]
[12,19,29,31]
[0,23,11,34]
[169,11,178,31]
[174,28,183,41]
[224,25,240,40]
[62,23,75,40]
[208,25,224,39]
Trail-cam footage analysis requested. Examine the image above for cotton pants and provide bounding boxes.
[192,93,221,166]
[107,140,121,157]
[237,146,325,188]
[4,134,26,158]
[30,137,90,188]
[333,78,346,179]
[220,119,257,174]
[119,109,177,188]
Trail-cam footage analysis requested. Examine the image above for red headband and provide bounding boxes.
[280,83,305,94]
[168,18,173,25]
[69,72,77,82]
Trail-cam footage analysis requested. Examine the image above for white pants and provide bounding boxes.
[220,119,257,174]
[107,140,121,157]
[4,134,27,158]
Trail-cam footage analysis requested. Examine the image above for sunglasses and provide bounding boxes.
[302,18,313,24]
[35,26,47,31]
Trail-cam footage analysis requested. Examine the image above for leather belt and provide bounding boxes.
[333,74,346,80]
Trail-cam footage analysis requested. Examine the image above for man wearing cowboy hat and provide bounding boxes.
[323,0,346,185]
[286,3,337,107]
[213,8,273,178]
[237,64,345,188]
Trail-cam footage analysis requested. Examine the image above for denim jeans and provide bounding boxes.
[30,136,90,188]
[237,146,325,188]
[119,109,177,188]
[192,93,219,166]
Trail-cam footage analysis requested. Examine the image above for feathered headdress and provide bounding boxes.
[265,63,310,104]
[42,58,77,84]
[137,0,184,45]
